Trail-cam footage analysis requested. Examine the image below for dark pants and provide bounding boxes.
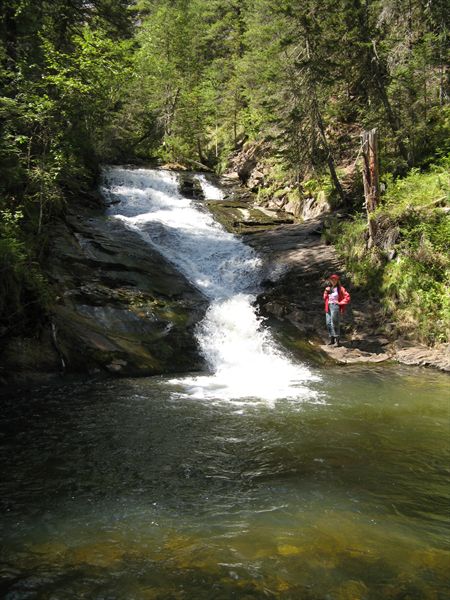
[326,303,340,338]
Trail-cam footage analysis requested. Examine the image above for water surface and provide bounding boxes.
[1,367,449,599]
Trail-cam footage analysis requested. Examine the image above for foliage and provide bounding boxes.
[380,156,450,215]
[0,0,134,335]
[0,210,50,335]
[329,160,450,344]
[124,0,449,197]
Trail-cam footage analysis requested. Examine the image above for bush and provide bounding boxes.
[0,210,50,336]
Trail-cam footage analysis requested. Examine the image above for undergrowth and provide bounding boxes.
[0,210,51,337]
[326,157,450,345]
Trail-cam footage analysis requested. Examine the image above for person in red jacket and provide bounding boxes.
[323,274,350,346]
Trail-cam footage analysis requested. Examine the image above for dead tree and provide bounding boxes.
[361,128,380,248]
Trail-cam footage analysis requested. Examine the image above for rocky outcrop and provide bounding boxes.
[1,204,208,383]
[225,142,334,223]
[227,141,268,186]
[206,199,295,233]
[47,211,207,376]
[216,210,449,372]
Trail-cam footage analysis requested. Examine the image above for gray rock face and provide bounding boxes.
[46,210,208,376]
[245,219,449,372]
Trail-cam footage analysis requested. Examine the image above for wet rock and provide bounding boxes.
[42,211,208,377]
[333,579,369,600]
[1,334,60,373]
[106,359,128,373]
[0,332,63,385]
[207,200,294,234]
[178,172,204,199]
[277,544,302,557]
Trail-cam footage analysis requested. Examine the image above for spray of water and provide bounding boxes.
[101,167,318,403]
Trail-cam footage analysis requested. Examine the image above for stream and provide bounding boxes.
[0,168,449,599]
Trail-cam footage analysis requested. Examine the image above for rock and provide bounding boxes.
[206,199,294,233]
[277,544,302,556]
[264,301,287,319]
[247,169,265,190]
[300,190,331,220]
[1,333,60,373]
[0,331,63,385]
[239,217,445,370]
[42,211,208,377]
[394,343,450,372]
[177,172,204,199]
[284,198,301,218]
[320,344,391,364]
[160,162,187,171]
[226,141,267,184]
[333,579,369,600]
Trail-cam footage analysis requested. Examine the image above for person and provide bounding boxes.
[323,274,350,346]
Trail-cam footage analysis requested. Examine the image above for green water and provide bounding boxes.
[0,365,449,599]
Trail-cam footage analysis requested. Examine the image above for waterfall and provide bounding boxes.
[101,167,318,403]
[196,173,225,200]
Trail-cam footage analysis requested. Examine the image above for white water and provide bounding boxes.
[101,167,318,403]
[196,174,225,200]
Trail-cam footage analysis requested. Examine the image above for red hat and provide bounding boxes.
[329,274,340,280]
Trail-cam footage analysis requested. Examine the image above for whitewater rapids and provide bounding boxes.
[101,167,318,403]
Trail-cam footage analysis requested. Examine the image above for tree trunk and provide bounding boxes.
[197,138,205,164]
[370,41,409,165]
[305,37,345,204]
[361,128,380,248]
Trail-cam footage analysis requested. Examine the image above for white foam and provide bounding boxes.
[101,167,319,403]
[195,174,225,200]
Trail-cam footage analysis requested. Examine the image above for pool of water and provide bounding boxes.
[0,365,449,599]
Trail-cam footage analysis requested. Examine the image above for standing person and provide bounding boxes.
[323,274,350,346]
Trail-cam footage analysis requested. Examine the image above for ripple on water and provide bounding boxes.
[1,371,449,600]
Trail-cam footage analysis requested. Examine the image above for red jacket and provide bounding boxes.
[323,285,350,314]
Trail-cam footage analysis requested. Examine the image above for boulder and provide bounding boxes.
[45,212,208,376]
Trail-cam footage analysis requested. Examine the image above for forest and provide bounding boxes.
[1,0,449,345]
[1,3,450,597]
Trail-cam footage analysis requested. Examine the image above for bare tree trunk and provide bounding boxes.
[361,128,380,248]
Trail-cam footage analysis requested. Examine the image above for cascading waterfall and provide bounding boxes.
[101,167,318,402]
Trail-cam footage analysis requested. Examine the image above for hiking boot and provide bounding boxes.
[327,337,335,345]
[333,337,341,347]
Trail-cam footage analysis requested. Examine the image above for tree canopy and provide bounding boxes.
[0,0,448,337]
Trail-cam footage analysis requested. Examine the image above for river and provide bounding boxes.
[0,169,449,599]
